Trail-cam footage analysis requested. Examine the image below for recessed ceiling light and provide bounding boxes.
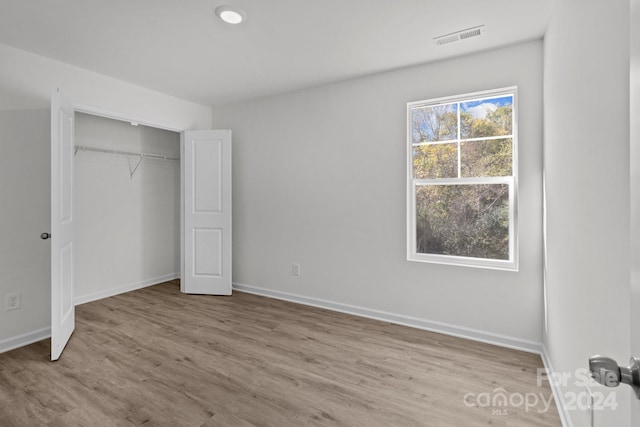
[215,6,246,25]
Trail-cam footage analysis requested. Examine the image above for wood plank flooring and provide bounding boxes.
[0,281,561,426]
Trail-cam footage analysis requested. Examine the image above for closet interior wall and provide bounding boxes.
[74,112,180,304]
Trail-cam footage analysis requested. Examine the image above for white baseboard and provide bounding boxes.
[232,282,542,354]
[540,344,574,427]
[0,327,50,354]
[74,272,180,306]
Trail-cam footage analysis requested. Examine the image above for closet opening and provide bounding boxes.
[73,112,181,304]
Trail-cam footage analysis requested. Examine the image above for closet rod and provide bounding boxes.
[74,145,179,161]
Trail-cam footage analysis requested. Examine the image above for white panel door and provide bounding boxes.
[51,88,75,360]
[181,130,232,295]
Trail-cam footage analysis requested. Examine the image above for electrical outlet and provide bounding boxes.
[5,292,21,311]
[292,263,301,276]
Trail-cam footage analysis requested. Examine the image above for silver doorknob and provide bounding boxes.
[589,355,640,399]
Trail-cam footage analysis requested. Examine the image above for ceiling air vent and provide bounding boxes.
[434,25,484,47]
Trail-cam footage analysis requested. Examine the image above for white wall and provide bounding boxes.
[74,113,180,304]
[543,0,631,425]
[0,44,212,352]
[0,110,51,346]
[214,40,544,348]
[0,43,211,130]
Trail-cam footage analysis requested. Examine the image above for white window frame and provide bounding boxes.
[406,87,518,271]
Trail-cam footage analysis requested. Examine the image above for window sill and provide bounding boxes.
[408,253,518,272]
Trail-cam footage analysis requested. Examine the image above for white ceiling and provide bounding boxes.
[0,0,554,108]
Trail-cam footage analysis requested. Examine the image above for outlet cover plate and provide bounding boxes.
[292,263,301,276]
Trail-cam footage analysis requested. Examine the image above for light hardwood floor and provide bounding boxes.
[0,281,561,426]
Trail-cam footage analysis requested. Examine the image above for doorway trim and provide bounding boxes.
[66,100,188,304]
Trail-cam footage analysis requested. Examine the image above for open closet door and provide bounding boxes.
[51,88,75,360]
[181,130,232,295]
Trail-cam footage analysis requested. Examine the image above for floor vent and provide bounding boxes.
[434,25,484,47]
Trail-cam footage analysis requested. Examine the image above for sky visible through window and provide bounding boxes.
[461,96,513,121]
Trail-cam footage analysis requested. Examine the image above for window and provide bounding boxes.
[407,87,517,270]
